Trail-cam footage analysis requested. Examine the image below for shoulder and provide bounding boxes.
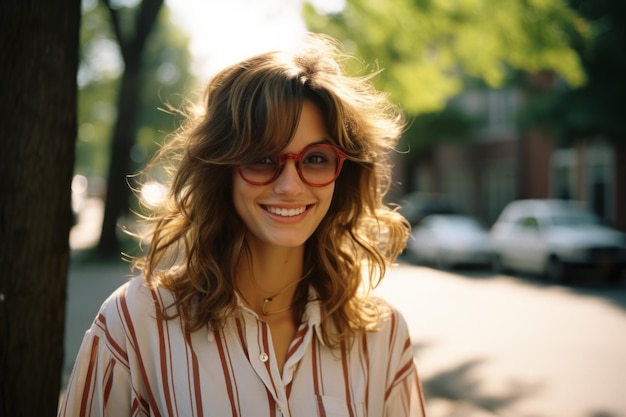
[100,276,157,314]
[96,275,174,335]
[89,276,185,359]
[362,298,413,355]
[372,298,411,334]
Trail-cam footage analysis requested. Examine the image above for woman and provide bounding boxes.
[59,33,426,417]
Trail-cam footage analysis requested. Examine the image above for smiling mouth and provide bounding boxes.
[263,205,308,217]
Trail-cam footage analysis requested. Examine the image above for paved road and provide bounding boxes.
[375,263,626,417]
[63,259,626,417]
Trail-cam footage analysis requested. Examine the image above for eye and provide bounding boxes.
[302,146,336,166]
[254,156,278,165]
[303,153,329,164]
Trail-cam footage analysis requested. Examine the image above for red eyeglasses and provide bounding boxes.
[237,144,348,187]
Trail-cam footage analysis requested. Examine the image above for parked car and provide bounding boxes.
[405,214,494,269]
[490,199,626,283]
[398,192,459,226]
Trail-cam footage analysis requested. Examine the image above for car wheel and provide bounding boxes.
[491,254,507,274]
[435,254,450,270]
[607,267,626,287]
[545,256,568,283]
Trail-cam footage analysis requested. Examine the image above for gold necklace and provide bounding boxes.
[239,269,312,316]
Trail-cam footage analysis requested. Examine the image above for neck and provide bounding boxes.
[235,245,307,317]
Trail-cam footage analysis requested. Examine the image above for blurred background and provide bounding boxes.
[66,0,626,416]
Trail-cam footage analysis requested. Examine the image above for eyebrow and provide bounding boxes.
[281,139,333,152]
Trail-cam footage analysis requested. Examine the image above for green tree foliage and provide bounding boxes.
[303,0,589,154]
[304,0,587,115]
[524,0,626,142]
[76,1,120,180]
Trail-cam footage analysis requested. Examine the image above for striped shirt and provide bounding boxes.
[58,276,426,417]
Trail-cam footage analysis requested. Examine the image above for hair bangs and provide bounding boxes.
[303,86,365,164]
[242,76,306,162]
[212,61,311,164]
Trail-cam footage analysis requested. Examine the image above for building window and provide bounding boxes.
[484,161,516,224]
[550,148,576,200]
[586,139,614,222]
[550,139,615,223]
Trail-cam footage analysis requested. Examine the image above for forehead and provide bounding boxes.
[280,100,331,153]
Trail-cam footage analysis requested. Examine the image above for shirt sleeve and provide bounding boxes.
[382,309,428,417]
[384,360,427,417]
[58,287,137,417]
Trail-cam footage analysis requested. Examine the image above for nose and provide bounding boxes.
[273,160,304,195]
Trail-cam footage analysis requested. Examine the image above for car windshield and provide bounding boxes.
[549,210,601,226]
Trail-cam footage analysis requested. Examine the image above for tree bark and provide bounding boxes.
[0,0,80,415]
[97,0,164,256]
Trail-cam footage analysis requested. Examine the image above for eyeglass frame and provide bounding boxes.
[236,143,349,187]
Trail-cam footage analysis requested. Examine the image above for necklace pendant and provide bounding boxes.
[262,299,271,316]
[262,298,289,316]
[256,269,313,316]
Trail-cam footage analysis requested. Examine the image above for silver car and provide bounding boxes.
[406,214,493,269]
[490,199,626,283]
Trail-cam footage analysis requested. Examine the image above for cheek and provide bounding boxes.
[232,176,249,218]
[318,185,335,214]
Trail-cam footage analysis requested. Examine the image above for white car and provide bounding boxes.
[490,199,626,283]
[406,214,493,269]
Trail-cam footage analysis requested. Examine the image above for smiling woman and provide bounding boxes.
[58,33,426,417]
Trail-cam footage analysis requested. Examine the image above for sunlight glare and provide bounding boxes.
[140,181,169,208]
[166,0,345,79]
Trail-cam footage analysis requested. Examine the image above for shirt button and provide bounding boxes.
[259,352,269,362]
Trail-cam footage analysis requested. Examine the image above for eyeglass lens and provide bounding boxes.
[239,144,342,186]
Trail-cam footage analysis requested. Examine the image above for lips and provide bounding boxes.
[263,205,308,217]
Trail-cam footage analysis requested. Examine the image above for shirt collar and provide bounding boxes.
[232,286,329,346]
[303,286,330,346]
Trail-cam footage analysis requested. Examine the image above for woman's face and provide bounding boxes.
[233,100,335,250]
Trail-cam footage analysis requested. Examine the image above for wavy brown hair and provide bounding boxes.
[133,33,409,345]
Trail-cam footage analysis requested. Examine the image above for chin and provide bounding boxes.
[267,234,312,248]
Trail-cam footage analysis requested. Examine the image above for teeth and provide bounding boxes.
[265,206,306,217]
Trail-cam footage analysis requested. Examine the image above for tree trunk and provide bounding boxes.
[97,0,164,256]
[0,0,80,415]
[97,56,143,256]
